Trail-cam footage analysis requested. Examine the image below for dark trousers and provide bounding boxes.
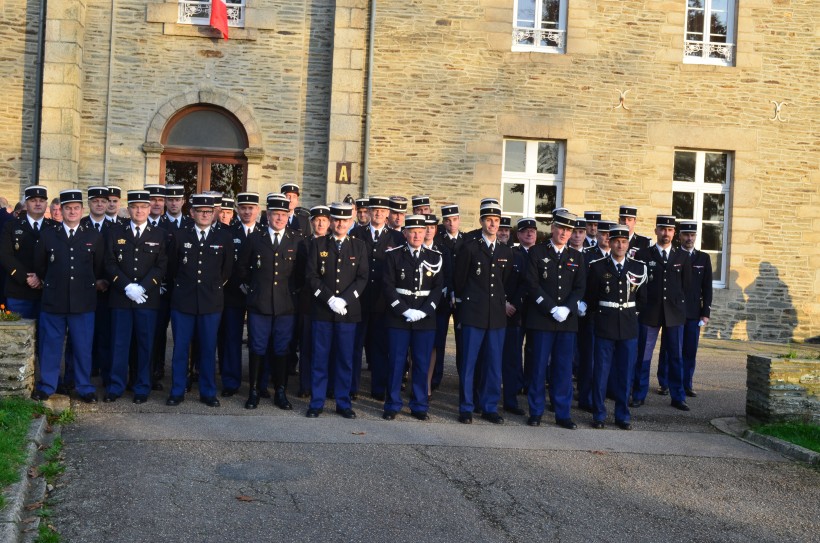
[657,318,701,391]
[635,324,684,403]
[310,320,356,411]
[576,317,595,409]
[528,330,575,420]
[93,299,112,385]
[170,310,221,398]
[248,313,295,390]
[593,336,636,423]
[502,324,525,409]
[218,306,246,391]
[385,327,436,413]
[109,308,158,396]
[459,325,504,414]
[38,312,95,395]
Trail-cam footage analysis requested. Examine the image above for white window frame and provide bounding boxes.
[178,0,246,28]
[511,0,568,54]
[501,139,565,236]
[672,149,732,288]
[683,0,737,66]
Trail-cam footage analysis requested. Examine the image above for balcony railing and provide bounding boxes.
[178,0,245,27]
[684,40,735,64]
[512,26,566,51]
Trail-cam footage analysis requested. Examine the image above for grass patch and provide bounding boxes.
[0,398,38,502]
[755,422,820,454]
[35,505,60,543]
[39,437,65,482]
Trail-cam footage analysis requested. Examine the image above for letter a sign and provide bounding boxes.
[336,162,352,184]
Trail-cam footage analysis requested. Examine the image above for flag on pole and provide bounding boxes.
[210,0,229,40]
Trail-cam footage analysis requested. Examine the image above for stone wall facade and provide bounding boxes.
[747,354,820,424]
[0,321,37,397]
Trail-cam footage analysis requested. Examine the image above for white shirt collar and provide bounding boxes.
[130,221,147,236]
[165,212,182,222]
[197,225,212,238]
[28,216,43,229]
[611,255,626,266]
[481,234,495,248]
[656,243,671,253]
[267,226,284,238]
[62,223,77,236]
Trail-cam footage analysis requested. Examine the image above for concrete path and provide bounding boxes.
[48,338,820,542]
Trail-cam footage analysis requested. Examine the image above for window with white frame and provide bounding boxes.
[671,149,732,287]
[501,139,564,237]
[512,0,568,54]
[683,0,737,66]
[178,0,246,28]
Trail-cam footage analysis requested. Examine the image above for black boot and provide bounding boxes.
[272,355,293,410]
[245,353,264,410]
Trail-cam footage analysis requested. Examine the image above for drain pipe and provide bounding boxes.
[361,0,376,195]
[31,0,48,185]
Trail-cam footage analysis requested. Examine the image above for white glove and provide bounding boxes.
[410,309,426,322]
[402,309,415,321]
[328,296,348,315]
[551,306,570,323]
[125,283,144,303]
[135,293,148,304]
[577,300,587,318]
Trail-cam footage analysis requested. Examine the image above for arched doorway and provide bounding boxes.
[160,105,248,210]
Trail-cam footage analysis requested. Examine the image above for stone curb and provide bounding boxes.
[711,417,820,467]
[0,415,50,543]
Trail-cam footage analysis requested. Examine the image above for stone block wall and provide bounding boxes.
[747,354,820,424]
[0,321,36,397]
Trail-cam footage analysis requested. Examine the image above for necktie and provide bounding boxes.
[374,229,380,241]
[95,222,101,232]
[68,228,74,239]
[134,226,140,240]
[200,230,206,242]
[173,219,178,228]
[247,227,252,236]
[33,221,39,233]
[335,239,342,252]
[151,220,157,227]
[413,249,419,263]
[616,263,623,276]
[662,249,668,263]
[489,243,494,254]
[273,232,280,250]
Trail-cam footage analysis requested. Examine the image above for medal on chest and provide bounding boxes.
[14,242,19,251]
[257,255,262,269]
[320,260,326,276]
[117,253,123,262]
[476,264,481,276]
[400,268,405,281]
[49,253,55,263]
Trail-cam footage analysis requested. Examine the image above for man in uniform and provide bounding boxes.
[163,184,190,229]
[524,210,586,429]
[165,194,234,407]
[305,202,368,419]
[144,185,166,228]
[281,183,311,233]
[569,217,587,252]
[218,192,259,397]
[431,204,462,391]
[349,196,404,401]
[219,197,236,226]
[354,198,370,227]
[656,221,712,397]
[387,196,407,231]
[453,202,513,424]
[497,216,513,246]
[80,186,112,382]
[238,193,305,410]
[31,189,105,402]
[104,186,125,224]
[49,198,62,222]
[0,185,52,319]
[421,214,451,396]
[618,205,652,257]
[411,195,432,215]
[583,211,601,247]
[382,215,443,420]
[586,225,647,429]
[104,189,167,403]
[632,215,691,410]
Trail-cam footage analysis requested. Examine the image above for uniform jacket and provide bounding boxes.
[426,240,453,315]
[583,245,609,266]
[383,245,444,330]
[505,245,531,327]
[168,226,234,315]
[627,232,652,258]
[105,222,168,310]
[524,242,586,332]
[349,224,405,313]
[224,223,256,308]
[0,215,57,300]
[306,235,369,323]
[237,227,306,316]
[634,245,691,327]
[586,256,648,341]
[685,249,713,320]
[80,216,113,239]
[453,236,513,330]
[34,224,104,314]
[285,211,311,234]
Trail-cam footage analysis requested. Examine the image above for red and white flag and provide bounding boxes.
[210,0,229,40]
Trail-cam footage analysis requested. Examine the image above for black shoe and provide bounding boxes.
[370,393,385,402]
[671,400,690,411]
[503,406,526,416]
[629,399,644,408]
[306,408,322,418]
[335,407,357,419]
[657,386,669,396]
[166,396,184,406]
[458,412,473,424]
[200,396,221,407]
[685,389,698,398]
[133,394,148,404]
[382,410,398,420]
[245,391,259,410]
[527,415,542,427]
[259,389,271,399]
[297,390,310,399]
[221,388,238,398]
[79,392,98,404]
[273,387,293,410]
[556,418,577,430]
[591,420,606,429]
[103,393,119,403]
[151,382,164,391]
[410,411,429,421]
[481,412,504,424]
[615,421,632,430]
[30,390,50,401]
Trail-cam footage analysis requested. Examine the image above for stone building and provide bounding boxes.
[1,0,818,341]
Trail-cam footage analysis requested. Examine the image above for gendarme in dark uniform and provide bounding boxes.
[618,205,652,258]
[165,194,234,407]
[632,215,692,410]
[432,203,463,390]
[381,215,443,420]
[452,202,513,424]
[32,190,104,402]
[585,225,647,429]
[104,190,168,403]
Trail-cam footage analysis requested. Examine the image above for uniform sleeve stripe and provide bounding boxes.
[391,300,399,307]
[314,289,321,297]
[536,296,544,304]
[354,290,359,298]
